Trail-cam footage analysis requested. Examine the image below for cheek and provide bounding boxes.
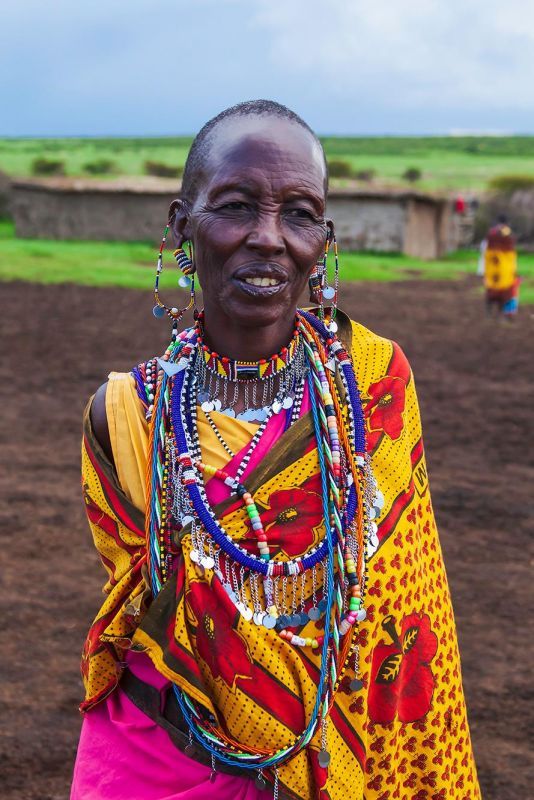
[286,225,326,271]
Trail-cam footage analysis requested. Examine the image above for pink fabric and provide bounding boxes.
[206,383,310,506]
[71,652,267,799]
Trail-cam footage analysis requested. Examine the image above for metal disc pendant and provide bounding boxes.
[317,598,328,612]
[178,275,191,288]
[255,774,267,791]
[189,550,200,564]
[201,401,214,412]
[322,285,335,300]
[308,607,321,621]
[213,399,222,411]
[238,603,253,622]
[253,611,265,626]
[282,395,294,409]
[272,399,283,414]
[263,614,277,629]
[152,304,166,318]
[222,407,236,418]
[318,750,331,768]
[200,556,215,569]
[181,515,194,527]
[374,490,385,509]
[298,611,309,624]
[356,608,367,622]
[350,677,364,692]
[370,532,379,548]
[277,614,291,628]
[328,320,338,333]
[289,614,303,628]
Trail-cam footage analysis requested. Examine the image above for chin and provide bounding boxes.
[214,289,297,329]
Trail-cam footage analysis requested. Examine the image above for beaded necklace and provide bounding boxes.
[144,311,381,783]
[195,315,306,421]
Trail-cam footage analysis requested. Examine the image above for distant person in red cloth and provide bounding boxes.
[478,214,520,318]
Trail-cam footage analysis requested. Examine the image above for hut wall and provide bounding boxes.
[11,185,176,242]
[326,195,406,252]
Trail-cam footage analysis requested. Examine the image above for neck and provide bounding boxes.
[201,308,298,361]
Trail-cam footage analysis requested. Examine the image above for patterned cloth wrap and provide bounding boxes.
[80,311,480,800]
[484,223,519,312]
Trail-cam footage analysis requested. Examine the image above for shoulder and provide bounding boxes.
[344,317,412,389]
[89,369,149,465]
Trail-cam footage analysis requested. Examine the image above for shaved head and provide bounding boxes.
[181,99,328,204]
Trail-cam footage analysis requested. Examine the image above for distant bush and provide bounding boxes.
[327,159,353,179]
[144,160,183,178]
[354,168,376,182]
[402,167,422,183]
[83,159,117,175]
[487,174,534,193]
[31,158,65,176]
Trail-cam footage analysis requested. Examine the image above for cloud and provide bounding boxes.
[1,0,533,134]
[253,0,534,109]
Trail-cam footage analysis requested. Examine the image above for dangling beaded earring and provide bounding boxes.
[152,223,198,340]
[308,232,340,332]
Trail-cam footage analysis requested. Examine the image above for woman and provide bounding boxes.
[72,100,480,799]
[481,214,520,318]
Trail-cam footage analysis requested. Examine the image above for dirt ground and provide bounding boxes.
[1,276,532,799]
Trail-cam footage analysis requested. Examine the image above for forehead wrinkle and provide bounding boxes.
[205,161,325,209]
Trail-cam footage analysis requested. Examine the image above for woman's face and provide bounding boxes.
[176,116,329,331]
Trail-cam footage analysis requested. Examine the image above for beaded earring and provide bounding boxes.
[152,223,198,340]
[308,232,340,332]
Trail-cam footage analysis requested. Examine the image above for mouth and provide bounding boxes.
[232,264,289,298]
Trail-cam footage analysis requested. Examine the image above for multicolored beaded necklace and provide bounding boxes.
[140,310,381,787]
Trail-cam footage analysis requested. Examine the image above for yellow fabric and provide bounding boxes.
[106,372,258,494]
[81,319,480,799]
[484,248,517,290]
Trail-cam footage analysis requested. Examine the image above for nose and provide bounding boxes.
[245,211,285,257]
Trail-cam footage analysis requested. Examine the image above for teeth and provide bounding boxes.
[244,277,281,287]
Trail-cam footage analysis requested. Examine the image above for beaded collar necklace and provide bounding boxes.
[194,314,306,421]
[143,310,382,787]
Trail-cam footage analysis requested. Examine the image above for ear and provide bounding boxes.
[326,219,335,243]
[169,199,192,247]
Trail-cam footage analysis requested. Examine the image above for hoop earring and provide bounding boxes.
[308,232,339,332]
[152,224,198,340]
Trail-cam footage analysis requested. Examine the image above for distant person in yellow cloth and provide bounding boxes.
[478,214,520,318]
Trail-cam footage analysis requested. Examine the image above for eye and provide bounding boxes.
[285,208,317,221]
[219,201,248,211]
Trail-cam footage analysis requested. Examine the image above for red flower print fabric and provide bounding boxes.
[368,612,438,724]
[186,579,253,689]
[364,375,407,452]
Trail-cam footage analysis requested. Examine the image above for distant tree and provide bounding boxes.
[487,174,534,193]
[83,159,116,175]
[31,158,65,176]
[144,161,183,179]
[327,159,353,179]
[402,167,422,183]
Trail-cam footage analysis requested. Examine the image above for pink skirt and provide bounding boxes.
[70,652,267,800]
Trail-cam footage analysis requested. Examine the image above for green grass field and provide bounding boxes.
[2,221,533,303]
[2,135,534,192]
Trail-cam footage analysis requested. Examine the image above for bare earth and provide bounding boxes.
[0,276,532,799]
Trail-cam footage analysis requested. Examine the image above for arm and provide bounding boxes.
[90,382,114,465]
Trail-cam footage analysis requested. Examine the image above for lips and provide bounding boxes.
[232,263,289,297]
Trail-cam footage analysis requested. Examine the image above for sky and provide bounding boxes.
[1,0,534,137]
